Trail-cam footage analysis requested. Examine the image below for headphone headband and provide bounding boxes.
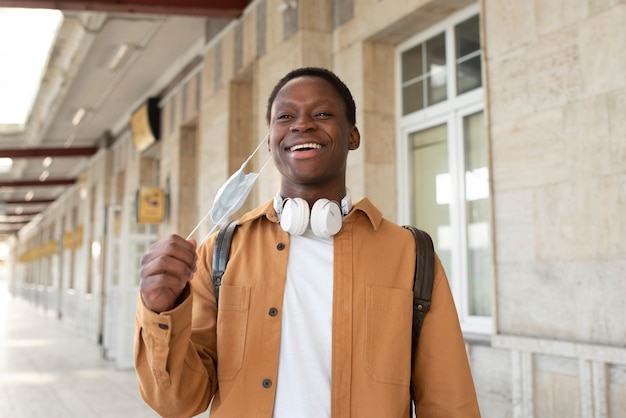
[273,191,352,216]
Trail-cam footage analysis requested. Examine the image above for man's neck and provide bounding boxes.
[279,185,347,208]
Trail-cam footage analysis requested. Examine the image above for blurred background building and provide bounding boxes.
[0,1,624,417]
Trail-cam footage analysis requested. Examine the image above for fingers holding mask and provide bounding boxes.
[139,234,197,313]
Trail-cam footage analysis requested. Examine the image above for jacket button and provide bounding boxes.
[276,242,285,250]
[158,323,169,330]
[262,379,272,388]
[268,307,278,316]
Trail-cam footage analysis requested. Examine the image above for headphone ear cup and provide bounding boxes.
[310,199,342,238]
[280,197,309,236]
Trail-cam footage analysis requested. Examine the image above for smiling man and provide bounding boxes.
[135,67,481,418]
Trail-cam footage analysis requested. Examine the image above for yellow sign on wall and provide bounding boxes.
[74,225,83,249]
[46,239,58,256]
[64,230,73,249]
[136,188,165,224]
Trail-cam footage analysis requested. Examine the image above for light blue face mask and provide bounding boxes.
[187,134,271,244]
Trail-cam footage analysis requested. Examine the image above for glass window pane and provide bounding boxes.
[427,71,447,105]
[457,56,482,94]
[455,15,482,95]
[425,33,447,105]
[402,80,424,114]
[463,111,491,316]
[402,44,423,83]
[410,124,451,273]
[426,33,446,68]
[456,15,480,58]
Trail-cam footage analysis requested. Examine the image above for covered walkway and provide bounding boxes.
[0,279,158,417]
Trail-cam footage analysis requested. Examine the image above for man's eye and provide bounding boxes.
[277,114,292,120]
[316,112,332,117]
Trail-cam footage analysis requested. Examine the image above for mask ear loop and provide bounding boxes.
[186,134,271,244]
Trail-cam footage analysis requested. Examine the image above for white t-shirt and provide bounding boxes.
[272,228,334,418]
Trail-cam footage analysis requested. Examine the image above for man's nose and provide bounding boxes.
[290,114,315,132]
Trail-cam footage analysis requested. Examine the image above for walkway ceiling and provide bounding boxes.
[0,1,250,241]
[0,0,249,17]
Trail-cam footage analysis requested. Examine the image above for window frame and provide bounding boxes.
[395,3,493,334]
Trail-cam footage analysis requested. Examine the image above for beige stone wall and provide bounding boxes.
[486,1,626,342]
[157,69,202,237]
[485,1,626,416]
[160,94,183,237]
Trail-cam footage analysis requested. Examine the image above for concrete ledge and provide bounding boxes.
[492,334,626,365]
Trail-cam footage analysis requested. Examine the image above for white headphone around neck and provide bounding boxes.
[274,192,352,238]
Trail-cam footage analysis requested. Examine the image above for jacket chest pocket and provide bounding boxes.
[365,285,413,386]
[216,285,251,381]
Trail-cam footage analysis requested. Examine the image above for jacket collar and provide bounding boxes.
[238,196,383,231]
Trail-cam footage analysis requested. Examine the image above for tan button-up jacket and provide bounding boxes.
[135,198,481,417]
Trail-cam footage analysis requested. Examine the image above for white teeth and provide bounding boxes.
[290,143,321,152]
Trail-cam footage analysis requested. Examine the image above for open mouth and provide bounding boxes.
[288,143,322,152]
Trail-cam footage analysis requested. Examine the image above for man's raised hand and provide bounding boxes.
[139,234,197,313]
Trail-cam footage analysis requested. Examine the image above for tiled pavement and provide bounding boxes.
[0,279,161,418]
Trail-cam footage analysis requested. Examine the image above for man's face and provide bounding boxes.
[268,76,359,193]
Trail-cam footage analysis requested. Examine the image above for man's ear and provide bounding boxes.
[349,126,361,150]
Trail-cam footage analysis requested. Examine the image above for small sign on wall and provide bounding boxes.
[63,230,73,249]
[74,225,83,249]
[136,187,165,224]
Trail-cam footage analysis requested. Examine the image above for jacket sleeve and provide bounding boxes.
[412,254,482,417]
[134,240,218,418]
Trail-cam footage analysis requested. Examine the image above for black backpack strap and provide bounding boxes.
[211,220,238,307]
[403,225,435,347]
[403,225,435,416]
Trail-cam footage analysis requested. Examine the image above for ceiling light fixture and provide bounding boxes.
[39,170,50,182]
[42,157,52,167]
[25,191,34,201]
[64,133,77,148]
[109,43,134,72]
[0,158,12,173]
[72,107,87,126]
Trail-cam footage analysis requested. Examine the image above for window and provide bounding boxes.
[401,32,447,114]
[397,5,491,333]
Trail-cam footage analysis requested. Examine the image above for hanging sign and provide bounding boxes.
[130,97,160,152]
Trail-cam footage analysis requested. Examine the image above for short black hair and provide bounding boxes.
[265,67,356,126]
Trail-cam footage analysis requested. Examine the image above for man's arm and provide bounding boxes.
[134,234,218,418]
[134,290,216,417]
[412,254,482,417]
